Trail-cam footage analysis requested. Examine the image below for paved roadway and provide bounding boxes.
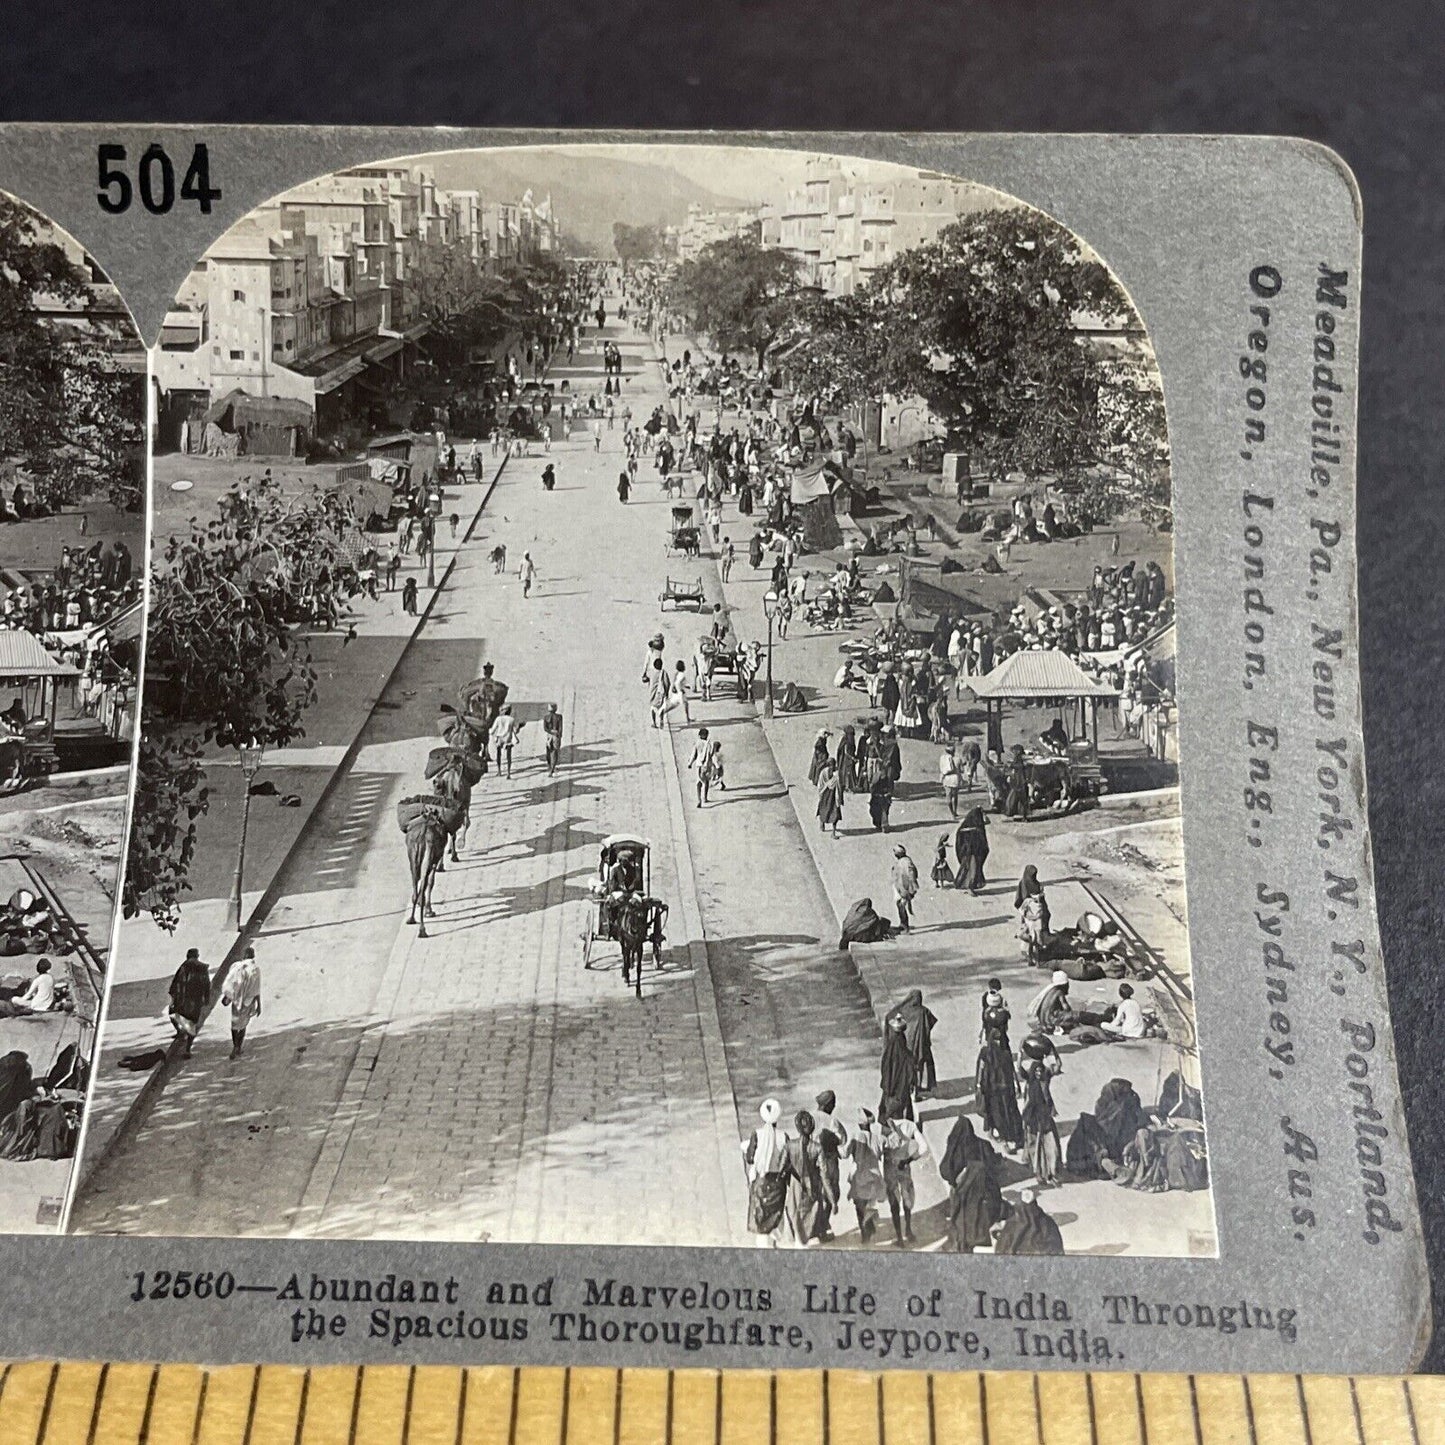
[71,311,885,1246]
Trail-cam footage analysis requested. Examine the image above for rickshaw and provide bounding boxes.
[667,504,701,558]
[583,834,665,997]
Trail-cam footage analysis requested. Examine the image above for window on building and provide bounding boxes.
[251,351,259,362]
[229,349,244,360]
[232,289,246,302]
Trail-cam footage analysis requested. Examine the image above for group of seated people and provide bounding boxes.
[0,1046,85,1163]
[0,889,79,961]
[1065,1072,1207,1192]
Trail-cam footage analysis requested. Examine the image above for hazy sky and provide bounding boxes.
[539,143,928,208]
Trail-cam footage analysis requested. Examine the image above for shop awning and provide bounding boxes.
[969,649,1118,700]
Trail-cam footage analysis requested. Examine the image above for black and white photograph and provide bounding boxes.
[71,143,1211,1258]
[0,190,144,1231]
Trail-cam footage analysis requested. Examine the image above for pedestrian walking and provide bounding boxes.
[542,463,557,492]
[1020,1057,1063,1186]
[401,577,419,616]
[687,727,722,805]
[784,1112,831,1247]
[617,469,631,503]
[492,705,521,777]
[939,742,962,818]
[490,542,508,575]
[167,948,210,1059]
[812,1091,848,1243]
[890,844,919,933]
[519,551,536,599]
[879,1012,917,1121]
[939,1117,1005,1253]
[449,511,460,540]
[880,1111,929,1247]
[542,422,552,453]
[720,536,735,581]
[931,834,956,887]
[815,758,843,836]
[594,428,602,453]
[672,659,691,723]
[1014,864,1051,964]
[386,542,401,591]
[868,770,894,833]
[647,656,672,729]
[846,1108,886,1243]
[808,728,832,785]
[887,988,938,1096]
[220,946,261,1058]
[953,807,989,893]
[742,1099,791,1248]
[542,701,563,775]
[976,1023,1025,1150]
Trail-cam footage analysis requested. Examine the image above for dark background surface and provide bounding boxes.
[3,0,1440,1366]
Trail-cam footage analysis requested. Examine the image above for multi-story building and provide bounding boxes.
[778,158,848,285]
[676,203,757,263]
[152,161,553,444]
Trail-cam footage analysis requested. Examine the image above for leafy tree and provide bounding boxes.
[665,235,803,370]
[868,210,1170,521]
[778,290,887,416]
[124,474,363,929]
[612,221,666,268]
[0,197,145,511]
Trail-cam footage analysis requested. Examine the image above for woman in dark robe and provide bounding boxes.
[749,531,765,570]
[0,1052,32,1125]
[617,470,630,503]
[953,807,990,893]
[838,897,892,950]
[939,1117,1005,1252]
[879,1014,917,1120]
[737,479,754,515]
[868,771,894,832]
[880,728,903,783]
[994,1189,1066,1255]
[975,1026,1024,1150]
[1020,1057,1062,1186]
[886,990,938,1096]
[1065,1077,1149,1179]
[836,725,859,794]
[784,1111,830,1245]
[808,730,832,785]
[1004,747,1031,819]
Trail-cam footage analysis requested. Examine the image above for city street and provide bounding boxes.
[73,312,888,1246]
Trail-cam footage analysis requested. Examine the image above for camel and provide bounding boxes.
[398,795,461,938]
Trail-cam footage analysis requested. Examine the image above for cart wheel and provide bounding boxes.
[582,916,594,968]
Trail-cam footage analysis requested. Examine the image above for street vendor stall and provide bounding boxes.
[967,647,1120,753]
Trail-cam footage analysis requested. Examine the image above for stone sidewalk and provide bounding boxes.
[73,315,752,1245]
[665,342,1216,1257]
[73,449,514,1192]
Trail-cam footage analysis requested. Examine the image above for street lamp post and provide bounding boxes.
[424,514,436,590]
[763,589,779,718]
[227,740,265,932]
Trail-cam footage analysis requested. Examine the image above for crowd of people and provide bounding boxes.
[741,961,1205,1253]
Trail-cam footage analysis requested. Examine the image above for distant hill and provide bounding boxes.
[423,149,752,256]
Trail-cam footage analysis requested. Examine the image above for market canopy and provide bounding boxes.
[968,649,1118,700]
[0,631,81,679]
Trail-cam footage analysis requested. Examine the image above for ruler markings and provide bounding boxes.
[2,1368,1445,1442]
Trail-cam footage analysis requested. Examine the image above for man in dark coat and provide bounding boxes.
[168,948,210,1058]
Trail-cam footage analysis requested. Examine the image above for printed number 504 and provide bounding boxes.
[97,143,221,216]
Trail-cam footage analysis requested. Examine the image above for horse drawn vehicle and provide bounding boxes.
[667,504,701,558]
[583,834,667,998]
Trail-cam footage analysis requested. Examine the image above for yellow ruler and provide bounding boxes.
[0,1365,1437,1443]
